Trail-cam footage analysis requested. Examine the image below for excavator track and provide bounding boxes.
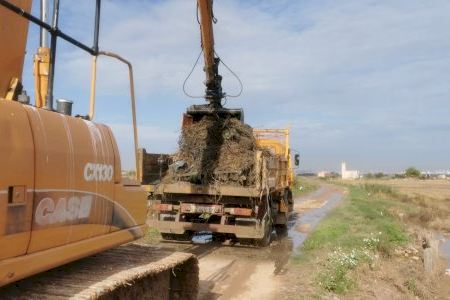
[0,244,198,300]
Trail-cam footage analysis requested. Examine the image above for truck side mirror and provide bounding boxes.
[294,154,300,166]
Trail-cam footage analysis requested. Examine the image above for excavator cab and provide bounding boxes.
[186,0,243,122]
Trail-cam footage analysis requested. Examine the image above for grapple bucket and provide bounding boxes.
[186,104,244,122]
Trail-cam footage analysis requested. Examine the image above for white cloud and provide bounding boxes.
[21,0,450,172]
[109,123,179,170]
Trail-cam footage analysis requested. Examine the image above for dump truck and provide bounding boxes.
[0,1,197,297]
[140,128,296,246]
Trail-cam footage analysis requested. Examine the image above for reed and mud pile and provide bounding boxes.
[164,116,270,186]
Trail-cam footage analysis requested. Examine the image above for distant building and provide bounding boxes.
[421,170,450,179]
[341,162,360,180]
[298,172,316,177]
[317,171,340,178]
[317,171,330,178]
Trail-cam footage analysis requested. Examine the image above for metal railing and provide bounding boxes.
[0,0,141,181]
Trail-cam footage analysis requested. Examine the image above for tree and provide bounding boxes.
[374,172,385,179]
[405,167,421,178]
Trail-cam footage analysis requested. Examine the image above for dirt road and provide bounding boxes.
[153,184,346,299]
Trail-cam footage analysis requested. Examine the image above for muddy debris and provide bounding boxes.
[164,116,272,186]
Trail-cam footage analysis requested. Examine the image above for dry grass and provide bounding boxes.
[344,179,450,234]
[288,181,448,298]
[365,179,450,201]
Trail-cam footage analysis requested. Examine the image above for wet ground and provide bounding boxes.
[152,184,346,299]
[288,185,346,253]
[440,235,450,272]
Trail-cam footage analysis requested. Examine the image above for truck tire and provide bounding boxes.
[275,189,292,228]
[275,225,288,238]
[285,188,293,212]
[161,232,193,241]
[238,219,272,247]
[256,219,272,247]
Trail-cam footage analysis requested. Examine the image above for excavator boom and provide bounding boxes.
[0,0,32,100]
[198,0,216,96]
[186,0,243,121]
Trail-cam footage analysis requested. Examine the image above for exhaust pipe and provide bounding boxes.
[45,0,60,111]
[56,99,73,116]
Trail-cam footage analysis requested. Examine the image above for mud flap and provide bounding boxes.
[256,218,272,247]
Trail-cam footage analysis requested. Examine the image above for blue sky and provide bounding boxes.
[21,0,450,173]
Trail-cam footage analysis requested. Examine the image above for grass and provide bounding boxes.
[293,184,409,294]
[361,181,450,233]
[362,178,450,201]
[300,185,408,254]
[293,176,319,196]
[404,278,419,296]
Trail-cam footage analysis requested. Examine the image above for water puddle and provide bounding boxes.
[440,235,450,272]
[287,187,344,253]
[267,186,344,275]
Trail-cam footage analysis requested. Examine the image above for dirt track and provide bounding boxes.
[153,184,346,299]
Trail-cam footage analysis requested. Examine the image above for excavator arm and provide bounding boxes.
[0,0,32,100]
[186,0,243,121]
[197,0,223,107]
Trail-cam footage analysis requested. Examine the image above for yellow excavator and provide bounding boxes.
[0,0,146,286]
[0,1,197,297]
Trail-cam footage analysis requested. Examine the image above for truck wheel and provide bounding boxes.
[161,232,192,241]
[256,219,272,247]
[285,188,293,212]
[275,224,288,235]
[238,219,273,247]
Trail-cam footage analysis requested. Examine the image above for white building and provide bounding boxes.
[341,162,360,180]
[317,171,330,178]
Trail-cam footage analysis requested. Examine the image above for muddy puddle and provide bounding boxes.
[286,186,345,253]
[440,235,450,271]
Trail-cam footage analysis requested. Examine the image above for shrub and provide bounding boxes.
[405,167,421,178]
